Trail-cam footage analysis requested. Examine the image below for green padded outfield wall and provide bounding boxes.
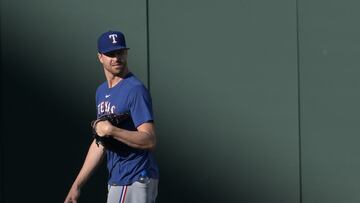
[299,0,360,202]
[2,0,360,202]
[1,0,148,202]
[149,0,300,202]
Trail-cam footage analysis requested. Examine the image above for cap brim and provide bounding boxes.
[99,46,130,54]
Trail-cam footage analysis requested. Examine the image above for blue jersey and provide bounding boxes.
[95,72,159,186]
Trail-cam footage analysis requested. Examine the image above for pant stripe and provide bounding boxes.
[118,186,124,203]
[119,186,128,203]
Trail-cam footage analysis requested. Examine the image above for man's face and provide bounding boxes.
[98,49,128,75]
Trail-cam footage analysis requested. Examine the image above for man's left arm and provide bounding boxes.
[95,121,156,150]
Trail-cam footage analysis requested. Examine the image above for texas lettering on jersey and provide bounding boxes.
[97,101,116,114]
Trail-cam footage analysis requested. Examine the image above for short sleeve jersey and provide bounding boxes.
[95,72,159,186]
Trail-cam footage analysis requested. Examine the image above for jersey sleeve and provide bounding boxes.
[128,85,154,128]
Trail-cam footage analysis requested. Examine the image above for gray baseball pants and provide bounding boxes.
[107,178,158,203]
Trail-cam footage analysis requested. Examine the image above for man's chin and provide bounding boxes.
[113,67,128,76]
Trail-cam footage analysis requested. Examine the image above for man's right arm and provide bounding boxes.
[64,140,106,203]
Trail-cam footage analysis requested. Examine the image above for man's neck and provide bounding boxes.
[105,68,129,88]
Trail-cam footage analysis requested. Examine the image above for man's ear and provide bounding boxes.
[97,53,103,63]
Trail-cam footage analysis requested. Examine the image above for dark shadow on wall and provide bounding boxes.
[1,34,300,203]
[1,50,108,202]
[1,57,277,203]
[155,135,293,203]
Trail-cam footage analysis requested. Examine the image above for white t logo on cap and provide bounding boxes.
[109,34,118,44]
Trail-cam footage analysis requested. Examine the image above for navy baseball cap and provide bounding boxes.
[97,30,129,54]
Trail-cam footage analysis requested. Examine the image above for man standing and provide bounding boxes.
[64,30,159,203]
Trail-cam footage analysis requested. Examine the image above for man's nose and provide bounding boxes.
[115,53,123,60]
[113,53,120,60]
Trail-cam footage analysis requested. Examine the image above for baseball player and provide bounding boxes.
[64,30,159,203]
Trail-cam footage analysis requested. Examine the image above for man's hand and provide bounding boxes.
[64,186,81,203]
[90,113,131,148]
[94,120,113,137]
